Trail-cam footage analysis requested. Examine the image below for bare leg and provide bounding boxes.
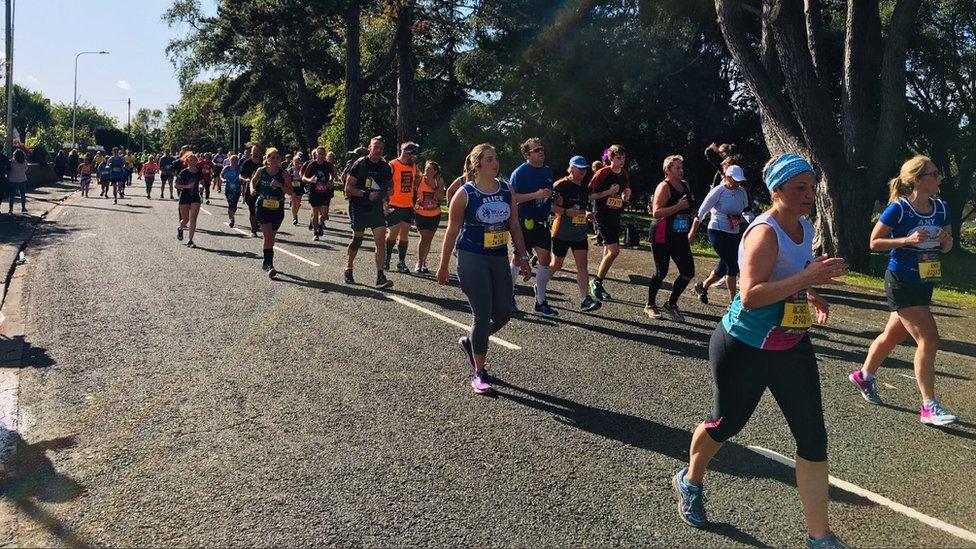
[796,457,829,539]
[572,248,590,300]
[687,422,723,484]
[896,306,941,402]
[179,204,189,229]
[863,312,910,377]
[188,203,201,241]
[596,243,619,279]
[418,229,435,267]
[372,226,387,270]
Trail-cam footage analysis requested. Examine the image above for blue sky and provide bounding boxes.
[8,0,216,124]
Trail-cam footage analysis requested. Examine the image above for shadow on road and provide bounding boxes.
[194,245,259,259]
[53,202,145,215]
[274,272,388,301]
[877,403,976,441]
[493,378,875,546]
[0,429,88,548]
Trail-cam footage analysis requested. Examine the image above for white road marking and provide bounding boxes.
[199,207,213,216]
[747,445,976,544]
[897,373,916,381]
[224,225,321,267]
[882,382,897,389]
[386,294,521,351]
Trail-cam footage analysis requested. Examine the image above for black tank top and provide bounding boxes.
[655,181,693,241]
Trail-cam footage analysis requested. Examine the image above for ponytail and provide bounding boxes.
[889,155,934,203]
[888,176,913,203]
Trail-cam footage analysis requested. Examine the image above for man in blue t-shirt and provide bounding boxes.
[510,137,557,317]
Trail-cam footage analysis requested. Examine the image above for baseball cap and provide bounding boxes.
[569,155,588,169]
[725,164,747,182]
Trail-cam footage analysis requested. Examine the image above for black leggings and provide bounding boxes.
[704,324,827,462]
[646,237,695,306]
[708,229,741,277]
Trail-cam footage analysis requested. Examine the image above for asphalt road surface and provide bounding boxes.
[2,188,974,547]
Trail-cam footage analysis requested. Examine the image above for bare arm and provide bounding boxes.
[870,221,926,252]
[436,190,467,284]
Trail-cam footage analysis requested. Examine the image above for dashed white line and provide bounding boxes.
[748,445,976,544]
[386,294,521,350]
[199,207,213,216]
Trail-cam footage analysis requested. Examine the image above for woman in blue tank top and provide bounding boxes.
[672,153,849,549]
[848,155,957,426]
[437,144,531,395]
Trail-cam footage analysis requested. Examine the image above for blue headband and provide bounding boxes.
[764,153,814,192]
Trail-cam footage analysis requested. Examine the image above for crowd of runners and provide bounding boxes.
[70,136,960,549]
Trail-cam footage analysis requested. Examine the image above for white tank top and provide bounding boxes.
[738,213,813,282]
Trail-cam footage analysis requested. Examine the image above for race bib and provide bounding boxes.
[918,251,941,281]
[524,218,535,230]
[315,182,329,193]
[672,214,691,233]
[483,225,509,249]
[606,196,624,209]
[572,214,587,225]
[780,291,812,332]
[727,214,742,232]
[261,198,281,210]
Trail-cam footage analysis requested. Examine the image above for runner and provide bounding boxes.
[159,149,177,199]
[588,144,631,300]
[212,148,226,193]
[849,155,957,425]
[108,148,128,204]
[96,155,111,198]
[384,142,421,273]
[220,155,242,227]
[239,145,264,237]
[688,164,750,305]
[413,160,444,274]
[550,156,601,312]
[436,143,531,395]
[510,137,557,317]
[140,155,160,199]
[78,161,93,198]
[343,137,394,288]
[198,152,214,205]
[248,147,294,278]
[124,150,137,185]
[645,155,696,322]
[175,154,203,248]
[673,153,848,549]
[288,155,305,226]
[302,147,334,241]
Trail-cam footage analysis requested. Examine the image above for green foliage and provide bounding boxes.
[162,80,234,151]
[0,85,53,142]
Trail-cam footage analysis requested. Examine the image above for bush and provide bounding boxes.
[961,225,976,251]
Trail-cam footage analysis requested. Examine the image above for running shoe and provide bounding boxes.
[471,369,494,395]
[396,260,410,274]
[375,272,394,289]
[205,199,210,205]
[920,400,957,426]
[177,227,184,241]
[590,279,612,301]
[693,282,709,304]
[416,265,430,275]
[292,218,299,226]
[663,302,685,322]
[534,300,559,317]
[807,532,849,549]
[644,304,663,319]
[113,198,118,204]
[251,230,258,237]
[229,218,235,228]
[384,252,392,271]
[268,266,278,279]
[672,467,708,528]
[313,234,320,242]
[580,297,602,312]
[308,221,313,231]
[343,269,355,285]
[848,369,882,405]
[458,336,475,370]
[146,193,151,199]
[715,278,728,289]
[186,240,196,249]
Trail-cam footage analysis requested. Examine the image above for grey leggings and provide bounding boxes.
[457,250,513,355]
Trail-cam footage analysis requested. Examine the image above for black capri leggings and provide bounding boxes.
[646,237,695,307]
[708,228,742,278]
[704,324,828,462]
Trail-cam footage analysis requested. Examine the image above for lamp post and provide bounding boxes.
[72,51,108,150]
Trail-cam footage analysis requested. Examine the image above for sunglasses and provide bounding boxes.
[921,170,941,178]
[529,146,545,154]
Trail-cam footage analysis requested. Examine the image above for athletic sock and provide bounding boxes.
[397,243,407,262]
[386,241,395,257]
[860,367,874,381]
[923,398,938,408]
[262,248,272,266]
[535,266,551,304]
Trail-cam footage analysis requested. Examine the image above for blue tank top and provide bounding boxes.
[457,181,513,257]
[109,156,126,177]
[878,197,948,285]
[722,213,814,350]
[222,167,242,192]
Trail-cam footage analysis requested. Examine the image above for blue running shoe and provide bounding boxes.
[672,467,708,528]
[807,532,849,549]
[848,369,882,405]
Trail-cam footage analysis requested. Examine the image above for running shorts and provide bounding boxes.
[884,270,934,311]
[308,193,331,208]
[552,237,587,258]
[521,220,552,252]
[350,205,386,232]
[415,213,441,232]
[595,220,621,246]
[256,206,285,231]
[386,206,414,226]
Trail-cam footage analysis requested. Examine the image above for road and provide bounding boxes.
[1,188,974,547]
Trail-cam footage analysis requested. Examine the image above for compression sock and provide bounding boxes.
[511,263,520,285]
[535,266,551,304]
[398,243,408,262]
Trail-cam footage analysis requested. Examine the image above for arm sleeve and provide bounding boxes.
[878,201,902,228]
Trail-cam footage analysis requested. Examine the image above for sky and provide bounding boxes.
[6,0,217,125]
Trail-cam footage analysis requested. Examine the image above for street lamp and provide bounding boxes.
[72,50,109,150]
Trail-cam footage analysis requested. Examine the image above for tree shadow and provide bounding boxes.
[816,287,963,317]
[273,237,334,251]
[554,315,710,360]
[492,380,874,514]
[0,429,89,548]
[0,335,56,368]
[816,322,976,360]
[53,203,144,215]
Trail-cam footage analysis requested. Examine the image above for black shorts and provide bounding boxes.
[595,219,621,245]
[308,193,331,208]
[161,173,174,182]
[290,184,305,197]
[386,206,414,226]
[552,238,587,258]
[256,207,285,231]
[885,270,934,311]
[415,213,441,232]
[179,196,201,205]
[350,205,386,232]
[225,191,241,210]
[521,220,552,251]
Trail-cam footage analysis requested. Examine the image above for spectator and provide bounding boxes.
[54,149,67,181]
[68,149,80,182]
[9,148,29,214]
[0,148,9,207]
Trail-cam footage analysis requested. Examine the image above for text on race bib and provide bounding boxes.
[780,291,812,332]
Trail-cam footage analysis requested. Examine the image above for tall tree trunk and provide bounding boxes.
[295,72,314,151]
[395,0,417,144]
[343,3,362,153]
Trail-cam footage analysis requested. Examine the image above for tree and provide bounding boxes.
[906,0,976,241]
[162,80,232,151]
[0,84,53,142]
[714,0,923,271]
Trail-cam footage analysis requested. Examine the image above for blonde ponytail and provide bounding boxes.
[466,143,495,182]
[888,155,934,203]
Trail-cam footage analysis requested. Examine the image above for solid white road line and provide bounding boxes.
[224,224,321,267]
[897,373,917,381]
[199,207,213,216]
[747,445,976,544]
[386,294,522,351]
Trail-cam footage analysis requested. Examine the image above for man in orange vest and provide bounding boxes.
[385,142,421,272]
